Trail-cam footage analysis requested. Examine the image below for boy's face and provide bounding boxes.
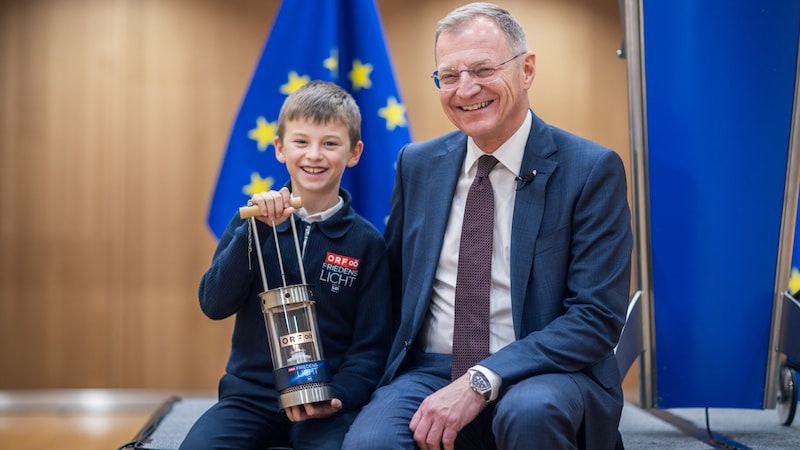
[275,117,362,205]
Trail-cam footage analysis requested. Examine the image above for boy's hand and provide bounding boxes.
[284,398,342,422]
[249,187,295,226]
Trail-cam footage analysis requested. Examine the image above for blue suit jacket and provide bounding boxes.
[383,111,633,445]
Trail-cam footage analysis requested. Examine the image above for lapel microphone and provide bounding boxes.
[515,170,537,191]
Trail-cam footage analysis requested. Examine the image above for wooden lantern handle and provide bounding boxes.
[238,197,302,219]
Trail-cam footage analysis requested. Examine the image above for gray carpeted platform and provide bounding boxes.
[620,402,800,449]
[124,397,800,449]
[619,402,709,449]
[137,397,214,450]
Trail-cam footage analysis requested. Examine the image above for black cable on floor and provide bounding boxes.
[705,407,748,449]
[648,407,750,449]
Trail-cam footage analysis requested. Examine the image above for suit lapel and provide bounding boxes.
[510,114,558,335]
[413,134,467,331]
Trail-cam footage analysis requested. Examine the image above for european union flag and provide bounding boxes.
[207,0,412,238]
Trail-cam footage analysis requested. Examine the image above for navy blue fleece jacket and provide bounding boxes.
[199,189,392,412]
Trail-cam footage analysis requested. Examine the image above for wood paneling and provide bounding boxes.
[0,0,277,388]
[0,0,631,389]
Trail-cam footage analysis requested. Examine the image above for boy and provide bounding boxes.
[181,81,392,449]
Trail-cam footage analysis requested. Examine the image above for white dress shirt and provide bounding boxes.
[419,111,532,360]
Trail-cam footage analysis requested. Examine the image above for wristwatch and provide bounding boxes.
[468,368,492,402]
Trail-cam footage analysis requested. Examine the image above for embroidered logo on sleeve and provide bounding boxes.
[319,252,360,292]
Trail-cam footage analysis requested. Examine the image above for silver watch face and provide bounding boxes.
[470,370,491,396]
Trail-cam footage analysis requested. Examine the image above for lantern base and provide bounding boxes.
[278,382,335,409]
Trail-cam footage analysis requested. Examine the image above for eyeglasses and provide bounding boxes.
[431,52,526,90]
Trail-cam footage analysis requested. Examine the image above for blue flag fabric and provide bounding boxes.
[207,0,412,238]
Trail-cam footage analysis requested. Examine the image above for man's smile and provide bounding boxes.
[460,100,493,111]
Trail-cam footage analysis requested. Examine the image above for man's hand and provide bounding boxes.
[284,398,342,422]
[409,373,487,450]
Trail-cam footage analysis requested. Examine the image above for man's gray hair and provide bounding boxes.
[435,2,528,58]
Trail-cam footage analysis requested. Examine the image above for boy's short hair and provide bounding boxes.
[276,80,362,149]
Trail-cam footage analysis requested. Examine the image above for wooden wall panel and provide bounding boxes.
[0,0,631,389]
[0,0,278,389]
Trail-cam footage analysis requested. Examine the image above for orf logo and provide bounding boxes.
[325,252,359,269]
[319,252,360,292]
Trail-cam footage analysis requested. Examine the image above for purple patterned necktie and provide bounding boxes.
[451,154,498,380]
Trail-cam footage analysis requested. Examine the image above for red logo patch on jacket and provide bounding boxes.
[319,252,360,292]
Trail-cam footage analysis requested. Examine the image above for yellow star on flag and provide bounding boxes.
[280,71,311,95]
[378,96,408,130]
[349,59,373,91]
[248,117,277,151]
[790,267,800,294]
[242,172,274,196]
[324,49,338,79]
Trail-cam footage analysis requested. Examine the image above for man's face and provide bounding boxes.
[435,16,535,152]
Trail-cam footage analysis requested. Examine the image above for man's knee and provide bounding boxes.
[343,415,403,449]
[495,374,583,427]
[343,391,417,449]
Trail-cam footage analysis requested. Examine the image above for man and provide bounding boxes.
[343,3,632,449]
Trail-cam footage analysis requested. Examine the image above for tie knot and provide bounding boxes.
[476,155,499,178]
